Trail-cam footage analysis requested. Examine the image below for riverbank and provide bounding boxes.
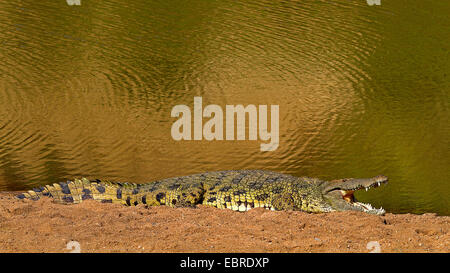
[0,192,448,253]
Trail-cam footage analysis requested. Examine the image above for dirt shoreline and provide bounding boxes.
[0,192,448,253]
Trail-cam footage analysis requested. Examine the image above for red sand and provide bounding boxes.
[0,192,448,253]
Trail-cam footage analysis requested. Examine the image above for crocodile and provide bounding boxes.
[16,170,388,215]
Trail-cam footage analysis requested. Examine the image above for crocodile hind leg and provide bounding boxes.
[141,181,206,208]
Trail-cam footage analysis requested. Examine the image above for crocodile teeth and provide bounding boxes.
[238,204,246,212]
[365,188,368,191]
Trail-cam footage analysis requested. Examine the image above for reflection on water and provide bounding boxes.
[0,0,448,215]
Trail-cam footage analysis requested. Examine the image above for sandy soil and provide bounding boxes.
[0,192,448,253]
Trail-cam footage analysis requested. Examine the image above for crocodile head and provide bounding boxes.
[321,175,388,215]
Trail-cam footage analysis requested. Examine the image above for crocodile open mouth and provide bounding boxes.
[340,176,388,215]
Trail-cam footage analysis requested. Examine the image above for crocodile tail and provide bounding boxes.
[15,178,125,205]
[15,178,155,206]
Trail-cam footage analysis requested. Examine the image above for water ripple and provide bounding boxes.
[0,0,448,214]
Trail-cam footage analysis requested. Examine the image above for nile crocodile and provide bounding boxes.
[16,170,388,215]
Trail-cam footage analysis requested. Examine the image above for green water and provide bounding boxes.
[0,0,448,215]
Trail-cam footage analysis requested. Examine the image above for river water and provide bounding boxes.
[0,0,448,215]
